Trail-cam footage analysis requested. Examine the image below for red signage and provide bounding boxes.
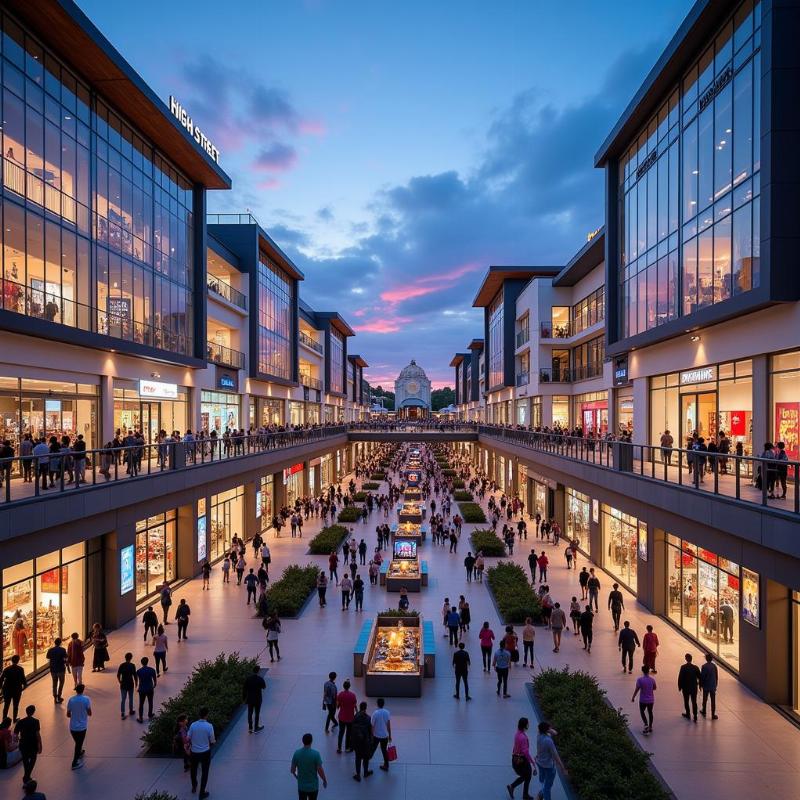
[728,410,747,437]
[282,462,304,482]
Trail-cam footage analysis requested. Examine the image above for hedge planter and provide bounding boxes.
[361,482,380,490]
[338,506,363,523]
[533,668,672,800]
[266,564,320,617]
[308,524,349,554]
[142,652,258,755]
[353,491,369,502]
[371,472,387,481]
[441,468,456,477]
[457,501,487,523]
[470,529,505,557]
[452,479,465,489]
[486,561,542,623]
[453,490,473,502]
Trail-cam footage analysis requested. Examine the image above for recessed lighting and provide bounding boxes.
[690,335,701,342]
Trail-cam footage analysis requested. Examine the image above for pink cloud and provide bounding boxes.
[378,261,482,308]
[256,178,281,190]
[252,143,298,172]
[299,119,327,136]
[380,285,437,303]
[417,261,481,283]
[353,314,413,334]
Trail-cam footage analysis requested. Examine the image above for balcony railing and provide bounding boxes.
[540,320,571,339]
[207,340,246,370]
[515,371,529,387]
[299,330,324,354]
[207,275,247,310]
[301,374,323,391]
[477,425,800,515]
[571,364,604,381]
[515,329,530,348]
[207,213,259,226]
[0,426,348,507]
[538,367,572,382]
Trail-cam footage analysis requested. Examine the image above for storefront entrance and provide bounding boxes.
[680,391,717,443]
[140,402,161,445]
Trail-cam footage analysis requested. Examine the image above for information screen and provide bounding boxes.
[394,540,417,559]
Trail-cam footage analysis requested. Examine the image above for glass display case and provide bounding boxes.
[398,502,424,523]
[364,615,425,696]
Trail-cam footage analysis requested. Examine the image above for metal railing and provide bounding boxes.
[477,425,800,514]
[515,371,529,387]
[0,426,347,506]
[207,275,247,310]
[348,422,479,432]
[300,374,323,390]
[207,340,246,370]
[299,330,324,354]
[540,320,571,338]
[207,213,259,226]
[538,366,573,382]
[515,329,530,348]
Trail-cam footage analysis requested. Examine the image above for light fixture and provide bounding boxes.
[151,372,161,379]
[690,335,700,342]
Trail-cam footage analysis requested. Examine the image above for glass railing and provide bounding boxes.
[300,374,323,390]
[207,275,247,310]
[207,340,245,370]
[207,213,259,226]
[571,364,604,381]
[540,320,571,338]
[538,367,572,382]
[299,330,323,353]
[515,371,529,386]
[3,157,78,224]
[515,329,530,348]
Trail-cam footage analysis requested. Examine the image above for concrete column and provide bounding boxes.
[177,502,199,578]
[274,470,286,510]
[241,392,251,430]
[553,484,565,531]
[751,354,768,452]
[243,481,258,542]
[103,523,137,629]
[607,388,619,438]
[542,396,554,428]
[100,374,115,444]
[302,461,310,496]
[632,376,649,444]
[189,386,202,433]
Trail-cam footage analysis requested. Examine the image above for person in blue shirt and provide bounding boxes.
[446,606,461,646]
[135,656,158,723]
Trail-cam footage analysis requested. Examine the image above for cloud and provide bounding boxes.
[316,206,335,222]
[253,143,298,172]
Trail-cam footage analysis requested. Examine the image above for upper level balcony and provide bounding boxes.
[515,329,530,348]
[207,340,246,370]
[299,330,324,354]
[301,374,323,391]
[515,371,529,387]
[207,274,247,311]
[540,320,571,339]
[538,366,573,383]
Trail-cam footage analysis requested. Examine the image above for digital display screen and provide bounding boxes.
[393,540,417,559]
[120,545,134,595]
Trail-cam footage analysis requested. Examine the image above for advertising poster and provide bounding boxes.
[775,403,800,462]
[742,568,759,628]
[256,489,262,519]
[592,498,599,524]
[637,524,648,562]
[197,516,207,562]
[120,545,134,595]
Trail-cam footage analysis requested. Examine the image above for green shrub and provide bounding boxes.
[452,479,465,489]
[533,668,672,800]
[470,529,506,556]
[441,468,456,476]
[378,608,421,617]
[338,506,362,522]
[361,482,380,490]
[486,561,542,623]
[308,524,349,554]
[353,491,369,502]
[142,652,258,754]
[370,472,387,480]
[458,501,487,523]
[266,564,319,616]
[453,490,473,502]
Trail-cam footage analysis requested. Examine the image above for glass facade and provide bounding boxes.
[566,487,590,557]
[259,474,273,532]
[260,398,283,427]
[572,335,605,381]
[134,511,176,602]
[210,485,244,561]
[572,286,605,335]
[552,395,569,428]
[601,504,641,592]
[200,390,240,434]
[0,13,197,356]
[666,533,740,669]
[257,253,292,379]
[329,328,344,394]
[771,352,800,463]
[573,391,608,435]
[113,384,188,442]
[619,0,760,338]
[488,291,503,389]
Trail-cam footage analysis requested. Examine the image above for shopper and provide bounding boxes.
[0,654,27,722]
[578,567,589,600]
[351,701,373,781]
[527,549,537,582]
[317,571,328,607]
[14,705,41,784]
[569,597,581,635]
[608,583,625,632]
[90,624,109,672]
[66,683,91,770]
[493,641,511,698]
[175,598,191,641]
[291,733,327,798]
[618,621,640,673]
[336,679,357,753]
[201,559,211,590]
[340,575,353,610]
[550,603,567,654]
[507,717,536,799]
[535,720,566,800]
[631,665,657,733]
[700,653,719,720]
[537,551,549,583]
[452,642,471,700]
[265,613,281,662]
[678,653,701,722]
[642,625,659,673]
[447,606,461,646]
[323,672,338,733]
[579,605,594,653]
[479,621,495,672]
[45,637,67,704]
[159,581,173,624]
[142,606,158,642]
[152,625,168,676]
[243,663,266,733]
[521,618,536,666]
[370,697,392,771]
[464,551,476,582]
[586,569,600,612]
[116,652,137,719]
[135,656,157,723]
[353,574,365,612]
[188,706,215,799]
[244,568,258,605]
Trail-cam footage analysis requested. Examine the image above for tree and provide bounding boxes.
[371,385,395,411]
[431,387,455,411]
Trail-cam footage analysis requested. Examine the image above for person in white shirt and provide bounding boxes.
[66,683,91,770]
[188,706,216,799]
[370,697,392,771]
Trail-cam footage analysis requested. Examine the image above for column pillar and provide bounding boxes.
[751,354,768,452]
[100,374,115,445]
[189,386,202,433]
[177,502,200,578]
[243,480,258,542]
[542,396,554,428]
[103,523,137,629]
[607,388,619,438]
[632,377,649,444]
[241,391,251,431]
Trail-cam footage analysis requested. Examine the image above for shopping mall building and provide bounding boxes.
[451,0,800,717]
[0,0,374,677]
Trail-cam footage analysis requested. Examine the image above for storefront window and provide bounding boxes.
[616,390,634,436]
[289,400,304,426]
[210,486,245,561]
[771,351,800,462]
[2,544,87,675]
[566,488,590,557]
[134,511,176,602]
[201,390,240,434]
[602,505,638,592]
[531,396,542,429]
[515,398,528,427]
[552,396,569,429]
[497,456,506,491]
[306,403,321,425]
[488,291,504,389]
[261,398,283,427]
[113,384,188,443]
[257,254,292,379]
[260,475,273,531]
[573,391,608,435]
[285,466,304,506]
[666,535,740,669]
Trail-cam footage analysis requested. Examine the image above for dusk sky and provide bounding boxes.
[81,0,694,389]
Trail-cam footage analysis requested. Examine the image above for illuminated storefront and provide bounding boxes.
[666,534,740,669]
[260,398,284,427]
[772,351,800,462]
[201,390,240,434]
[601,504,643,592]
[573,391,608,435]
[289,400,304,426]
[552,395,569,428]
[259,475,273,532]
[566,487,591,557]
[210,486,245,561]
[134,511,176,602]
[114,380,188,442]
[284,462,304,506]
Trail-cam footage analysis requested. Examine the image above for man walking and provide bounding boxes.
[550,603,566,654]
[142,606,158,642]
[351,701,373,781]
[322,672,338,734]
[608,583,624,632]
[447,605,461,646]
[291,733,327,798]
[188,706,215,799]
[678,653,701,722]
[464,551,476,582]
[1,654,27,721]
[370,698,392,771]
[159,581,172,624]
[528,549,537,582]
[700,653,719,720]
[452,641,471,700]
[243,663,266,732]
[14,704,42,784]
[340,575,353,610]
[537,551,549,583]
[116,652,137,719]
[578,566,589,600]
[493,640,511,698]
[587,568,600,612]
[175,598,191,640]
[618,621,640,673]
[136,656,158,723]
[631,665,657,734]
[66,683,91,770]
[642,625,659,673]
[244,568,258,605]
[336,679,357,753]
[45,637,68,704]
[579,605,594,653]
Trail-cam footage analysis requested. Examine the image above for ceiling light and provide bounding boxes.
[689,335,700,342]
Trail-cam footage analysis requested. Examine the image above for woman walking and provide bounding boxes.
[631,664,657,734]
[479,621,495,672]
[265,613,281,662]
[153,625,168,676]
[317,572,328,607]
[507,717,536,799]
[91,624,109,672]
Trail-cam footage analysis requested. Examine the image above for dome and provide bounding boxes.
[397,359,428,380]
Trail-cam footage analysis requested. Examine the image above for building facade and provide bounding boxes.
[394,359,432,417]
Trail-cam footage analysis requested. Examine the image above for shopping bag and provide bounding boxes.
[387,744,398,762]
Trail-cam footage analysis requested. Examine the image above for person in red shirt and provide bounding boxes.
[642,625,659,674]
[537,552,549,583]
[336,679,358,754]
[66,632,85,688]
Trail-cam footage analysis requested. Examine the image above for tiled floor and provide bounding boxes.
[0,455,797,800]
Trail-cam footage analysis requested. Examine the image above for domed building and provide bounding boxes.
[394,359,432,418]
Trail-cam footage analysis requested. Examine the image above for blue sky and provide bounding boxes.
[81,0,694,388]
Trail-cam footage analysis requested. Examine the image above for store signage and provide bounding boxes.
[638,524,648,562]
[169,96,221,164]
[699,65,733,112]
[282,462,303,484]
[680,366,715,385]
[218,374,236,390]
[120,545,134,595]
[635,149,657,179]
[139,379,179,400]
[612,354,629,387]
[197,516,207,562]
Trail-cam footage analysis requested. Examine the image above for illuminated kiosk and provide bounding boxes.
[363,614,425,697]
[391,521,426,544]
[398,501,424,523]
[403,486,422,502]
[385,539,422,592]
